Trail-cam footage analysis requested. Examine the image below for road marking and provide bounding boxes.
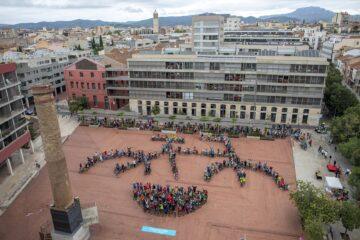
[141,226,176,236]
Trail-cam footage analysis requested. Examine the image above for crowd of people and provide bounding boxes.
[169,151,179,180]
[79,116,296,139]
[151,134,185,144]
[132,182,208,216]
[79,147,159,176]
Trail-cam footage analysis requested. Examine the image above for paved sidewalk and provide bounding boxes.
[292,129,360,239]
[0,115,79,216]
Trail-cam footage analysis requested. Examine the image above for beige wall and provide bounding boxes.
[130,99,321,126]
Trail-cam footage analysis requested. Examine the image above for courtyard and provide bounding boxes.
[0,126,302,240]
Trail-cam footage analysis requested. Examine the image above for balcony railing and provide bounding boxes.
[0,130,31,164]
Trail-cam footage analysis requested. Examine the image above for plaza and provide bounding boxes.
[0,126,301,240]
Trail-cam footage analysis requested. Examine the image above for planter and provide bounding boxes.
[260,136,275,141]
[247,136,261,140]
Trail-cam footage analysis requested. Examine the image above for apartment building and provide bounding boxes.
[0,63,31,177]
[224,29,302,45]
[14,51,91,107]
[127,52,328,126]
[65,56,123,109]
[192,15,224,54]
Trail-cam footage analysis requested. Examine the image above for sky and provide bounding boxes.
[0,0,359,24]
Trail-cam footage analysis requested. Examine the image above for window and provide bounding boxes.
[81,82,84,89]
[291,114,297,123]
[211,104,216,109]
[240,111,246,119]
[250,112,255,119]
[201,109,206,116]
[183,92,193,100]
[138,100,142,105]
[281,114,287,123]
[261,107,267,112]
[164,107,169,114]
[293,108,298,113]
[192,103,197,108]
[69,72,73,77]
[155,101,160,106]
[164,102,169,106]
[93,95,98,106]
[260,112,266,120]
[271,107,277,112]
[92,83,96,89]
[230,105,236,110]
[201,103,206,108]
[70,82,74,88]
[282,108,288,113]
[241,106,246,110]
[80,72,83,77]
[91,72,94,78]
[271,113,276,122]
[210,62,220,70]
[250,106,256,111]
[302,115,308,124]
[76,82,79,88]
[103,84,105,90]
[173,102,178,107]
[146,101,151,106]
[98,83,101,89]
[192,108,196,116]
[303,109,309,114]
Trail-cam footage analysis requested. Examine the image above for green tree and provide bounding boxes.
[290,181,341,224]
[169,115,176,121]
[330,105,360,143]
[304,218,324,240]
[349,167,360,200]
[339,137,360,166]
[340,201,360,234]
[151,105,160,116]
[324,83,358,116]
[213,117,221,123]
[99,35,104,49]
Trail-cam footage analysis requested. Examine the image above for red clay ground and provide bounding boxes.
[0,127,302,240]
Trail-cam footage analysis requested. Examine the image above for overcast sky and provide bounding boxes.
[0,0,359,24]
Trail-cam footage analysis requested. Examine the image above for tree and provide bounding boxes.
[213,118,221,123]
[169,115,176,121]
[340,201,360,234]
[330,105,360,143]
[290,181,341,224]
[324,83,358,116]
[91,37,96,49]
[151,105,160,116]
[339,137,360,166]
[99,35,104,49]
[304,218,324,240]
[349,167,360,200]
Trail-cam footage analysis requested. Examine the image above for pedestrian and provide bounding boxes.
[333,160,336,166]
[308,139,312,147]
[345,168,351,176]
[334,146,337,152]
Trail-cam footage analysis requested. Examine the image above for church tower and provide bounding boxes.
[153,10,159,34]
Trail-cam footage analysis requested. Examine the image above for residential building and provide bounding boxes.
[153,10,159,34]
[127,51,328,126]
[0,63,31,178]
[192,15,224,54]
[224,29,302,45]
[65,56,123,109]
[224,17,242,31]
[13,50,91,107]
[321,35,360,62]
[336,51,360,98]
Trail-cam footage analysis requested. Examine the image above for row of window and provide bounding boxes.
[69,81,105,90]
[137,101,310,124]
[68,71,105,78]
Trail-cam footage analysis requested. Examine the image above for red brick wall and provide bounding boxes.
[65,66,107,109]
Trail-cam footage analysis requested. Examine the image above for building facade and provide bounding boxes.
[192,15,224,54]
[0,63,31,177]
[15,51,91,107]
[65,58,110,109]
[127,53,328,126]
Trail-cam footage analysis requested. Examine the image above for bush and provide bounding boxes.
[339,137,360,166]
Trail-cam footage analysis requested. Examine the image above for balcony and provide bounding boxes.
[0,130,31,164]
